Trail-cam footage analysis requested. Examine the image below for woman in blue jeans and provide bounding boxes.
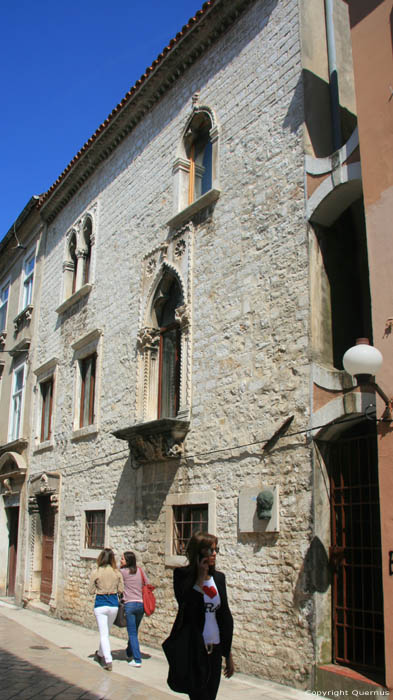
[120,551,150,668]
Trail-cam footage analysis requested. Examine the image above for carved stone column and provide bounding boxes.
[137,327,160,421]
[175,304,191,420]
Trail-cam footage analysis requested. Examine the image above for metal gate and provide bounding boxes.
[329,431,384,676]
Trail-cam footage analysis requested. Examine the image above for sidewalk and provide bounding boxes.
[0,599,311,699]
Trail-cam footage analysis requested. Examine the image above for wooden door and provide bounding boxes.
[38,496,55,604]
[6,507,19,596]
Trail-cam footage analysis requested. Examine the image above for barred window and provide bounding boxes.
[173,504,208,555]
[85,510,105,549]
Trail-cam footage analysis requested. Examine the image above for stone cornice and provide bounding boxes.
[39,0,255,224]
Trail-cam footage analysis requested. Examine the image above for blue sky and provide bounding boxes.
[0,0,203,242]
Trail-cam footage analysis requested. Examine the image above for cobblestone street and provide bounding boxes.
[0,613,171,700]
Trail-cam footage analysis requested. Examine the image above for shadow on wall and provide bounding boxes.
[294,536,330,609]
[348,0,385,28]
[284,71,357,157]
[107,455,179,527]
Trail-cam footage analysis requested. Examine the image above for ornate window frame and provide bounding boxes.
[56,205,97,314]
[25,471,61,609]
[169,98,220,228]
[136,225,194,425]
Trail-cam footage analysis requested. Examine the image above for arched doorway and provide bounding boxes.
[0,451,27,597]
[317,419,384,681]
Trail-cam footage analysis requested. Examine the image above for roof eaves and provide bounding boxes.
[0,196,41,262]
[39,0,255,223]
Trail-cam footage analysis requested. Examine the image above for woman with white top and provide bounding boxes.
[173,532,234,700]
[88,548,124,671]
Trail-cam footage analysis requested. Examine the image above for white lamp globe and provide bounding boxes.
[342,339,383,378]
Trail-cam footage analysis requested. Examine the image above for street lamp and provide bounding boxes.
[343,338,392,413]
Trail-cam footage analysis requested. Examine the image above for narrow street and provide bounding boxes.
[0,611,170,699]
[0,603,312,699]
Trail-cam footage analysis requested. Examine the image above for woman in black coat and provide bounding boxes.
[173,531,234,700]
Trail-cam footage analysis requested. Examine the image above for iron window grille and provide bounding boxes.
[85,510,105,549]
[173,504,208,555]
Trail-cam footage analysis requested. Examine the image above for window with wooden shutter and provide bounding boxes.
[80,354,96,427]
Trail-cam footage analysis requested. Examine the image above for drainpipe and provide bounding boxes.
[324,0,342,152]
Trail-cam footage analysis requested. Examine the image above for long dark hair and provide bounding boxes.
[122,551,137,575]
[97,548,117,569]
[186,531,218,581]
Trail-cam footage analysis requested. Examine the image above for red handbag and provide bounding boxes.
[139,568,156,616]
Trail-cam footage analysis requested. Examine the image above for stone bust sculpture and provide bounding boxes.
[256,489,274,520]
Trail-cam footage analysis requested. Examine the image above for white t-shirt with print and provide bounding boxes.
[201,575,221,645]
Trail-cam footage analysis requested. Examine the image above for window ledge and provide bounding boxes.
[71,424,98,441]
[56,284,92,315]
[0,438,28,456]
[33,440,54,454]
[166,555,188,568]
[9,337,31,357]
[80,548,102,559]
[166,188,221,229]
[14,305,33,332]
[112,418,190,465]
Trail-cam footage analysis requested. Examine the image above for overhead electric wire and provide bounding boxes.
[31,407,385,477]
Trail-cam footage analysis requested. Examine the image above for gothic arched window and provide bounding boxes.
[69,232,78,295]
[171,104,219,219]
[82,217,92,285]
[153,274,182,419]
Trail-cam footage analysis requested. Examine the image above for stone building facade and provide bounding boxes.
[1,0,391,693]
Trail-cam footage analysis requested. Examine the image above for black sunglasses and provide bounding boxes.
[201,546,220,555]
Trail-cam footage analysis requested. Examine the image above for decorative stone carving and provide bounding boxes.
[146,258,157,276]
[113,418,189,465]
[175,304,190,330]
[137,327,160,351]
[2,478,12,494]
[39,473,50,492]
[174,239,186,258]
[14,305,33,332]
[28,471,60,501]
[28,496,40,513]
[135,223,194,423]
[50,494,59,510]
[0,451,27,496]
[0,330,6,347]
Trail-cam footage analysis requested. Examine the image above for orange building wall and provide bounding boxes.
[347,0,393,689]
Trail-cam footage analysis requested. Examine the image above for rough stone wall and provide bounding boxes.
[28,0,314,688]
